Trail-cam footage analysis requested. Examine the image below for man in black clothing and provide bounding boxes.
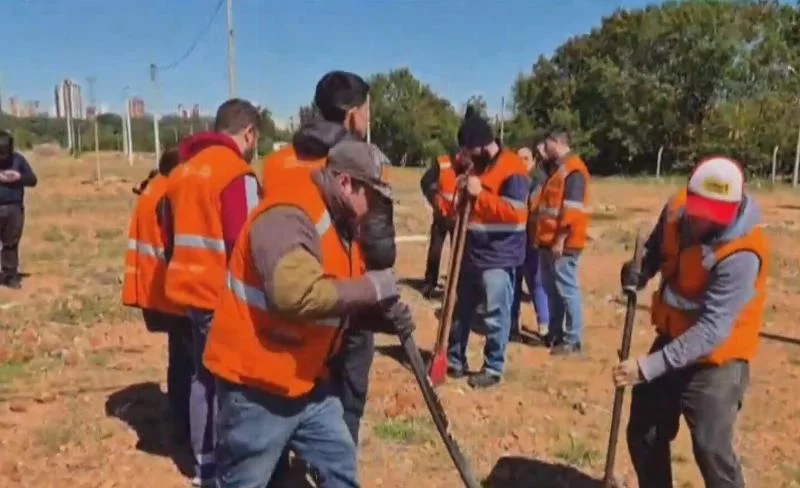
[0,131,38,289]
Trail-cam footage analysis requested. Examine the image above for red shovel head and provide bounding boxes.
[428,351,448,386]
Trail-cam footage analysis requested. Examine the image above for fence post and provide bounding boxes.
[656,145,664,181]
[771,146,779,185]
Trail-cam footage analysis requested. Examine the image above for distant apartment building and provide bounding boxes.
[54,79,84,119]
[128,97,146,119]
[8,97,18,117]
[191,104,200,118]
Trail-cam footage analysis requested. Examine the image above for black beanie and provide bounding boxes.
[459,115,494,149]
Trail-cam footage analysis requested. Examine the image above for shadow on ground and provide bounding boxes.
[484,456,603,488]
[375,343,433,371]
[105,382,193,479]
[398,277,443,300]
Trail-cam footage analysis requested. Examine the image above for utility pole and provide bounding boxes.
[126,98,134,165]
[499,96,505,143]
[226,0,237,98]
[88,76,102,183]
[366,93,371,144]
[150,64,162,166]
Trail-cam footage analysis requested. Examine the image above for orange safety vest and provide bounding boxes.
[122,175,184,316]
[203,175,363,398]
[434,155,457,218]
[261,143,390,195]
[164,145,254,311]
[467,150,529,233]
[650,189,768,365]
[261,145,325,195]
[532,154,591,249]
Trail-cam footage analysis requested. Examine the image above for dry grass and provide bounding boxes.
[0,153,798,487]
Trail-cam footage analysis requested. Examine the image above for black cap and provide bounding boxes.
[459,116,494,149]
[326,140,392,200]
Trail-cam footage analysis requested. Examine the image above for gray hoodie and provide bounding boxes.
[637,193,763,381]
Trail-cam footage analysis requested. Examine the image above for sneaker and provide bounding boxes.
[3,274,21,290]
[446,366,466,379]
[467,370,502,389]
[537,324,549,337]
[550,342,582,356]
[421,282,437,299]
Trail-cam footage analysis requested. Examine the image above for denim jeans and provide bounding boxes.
[539,250,583,345]
[186,308,217,485]
[511,246,550,329]
[627,336,749,488]
[447,265,515,377]
[215,380,359,488]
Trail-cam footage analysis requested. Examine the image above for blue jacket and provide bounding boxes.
[0,153,38,205]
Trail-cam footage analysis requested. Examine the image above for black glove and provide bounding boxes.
[620,259,644,292]
[383,300,415,339]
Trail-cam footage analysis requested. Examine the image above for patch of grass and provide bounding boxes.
[42,225,69,243]
[554,435,601,467]
[35,419,78,455]
[45,292,134,326]
[373,418,433,444]
[0,361,28,386]
[87,350,111,368]
[94,228,123,241]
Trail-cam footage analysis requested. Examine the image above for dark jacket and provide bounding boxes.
[0,153,38,205]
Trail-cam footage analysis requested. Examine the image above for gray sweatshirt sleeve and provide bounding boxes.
[638,251,761,381]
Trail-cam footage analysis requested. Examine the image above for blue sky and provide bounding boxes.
[3,0,659,126]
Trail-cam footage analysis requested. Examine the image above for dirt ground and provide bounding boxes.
[1,153,799,488]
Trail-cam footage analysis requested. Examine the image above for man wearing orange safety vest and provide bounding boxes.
[614,157,767,488]
[122,147,193,448]
[262,71,396,449]
[531,127,590,356]
[204,140,413,487]
[162,99,262,487]
[419,150,466,298]
[446,111,530,389]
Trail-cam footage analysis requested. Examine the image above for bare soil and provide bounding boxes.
[1,155,799,487]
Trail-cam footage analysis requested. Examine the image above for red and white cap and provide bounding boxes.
[686,156,744,225]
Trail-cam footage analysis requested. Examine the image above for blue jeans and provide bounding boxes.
[186,308,217,485]
[447,266,515,377]
[215,380,358,488]
[539,250,584,345]
[511,246,550,329]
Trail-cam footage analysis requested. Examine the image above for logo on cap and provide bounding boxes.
[701,178,730,196]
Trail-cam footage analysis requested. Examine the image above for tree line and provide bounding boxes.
[3,1,799,176]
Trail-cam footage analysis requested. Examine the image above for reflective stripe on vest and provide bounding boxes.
[223,209,338,328]
[173,234,226,253]
[128,238,166,260]
[661,284,701,311]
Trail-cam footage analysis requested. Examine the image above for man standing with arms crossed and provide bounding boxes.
[532,127,590,355]
[615,157,766,488]
[204,140,412,487]
[163,99,262,487]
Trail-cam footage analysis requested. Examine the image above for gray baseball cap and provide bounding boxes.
[327,140,392,200]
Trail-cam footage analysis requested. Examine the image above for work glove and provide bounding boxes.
[382,300,416,339]
[620,259,645,292]
[365,269,399,303]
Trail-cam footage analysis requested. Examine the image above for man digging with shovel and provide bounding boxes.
[613,156,768,488]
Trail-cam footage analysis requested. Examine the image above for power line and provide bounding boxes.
[155,0,225,72]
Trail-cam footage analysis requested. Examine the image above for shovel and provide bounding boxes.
[603,230,646,488]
